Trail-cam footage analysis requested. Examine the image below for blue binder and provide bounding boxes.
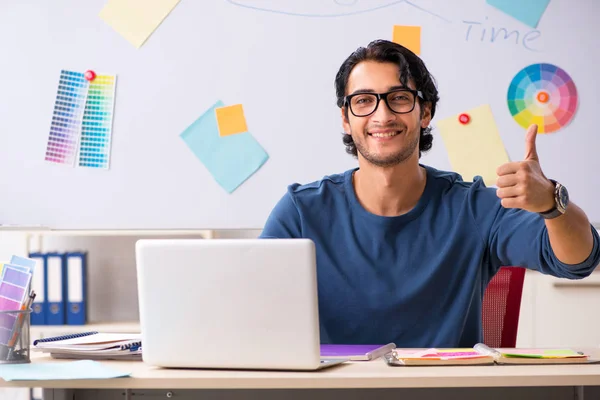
[65,252,87,325]
[27,252,47,325]
[45,252,66,325]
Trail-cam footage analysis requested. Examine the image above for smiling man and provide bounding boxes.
[260,40,600,347]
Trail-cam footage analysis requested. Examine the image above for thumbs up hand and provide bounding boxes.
[495,125,556,212]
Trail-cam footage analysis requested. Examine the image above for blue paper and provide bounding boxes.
[486,0,550,28]
[10,256,36,273]
[0,360,131,381]
[180,100,269,193]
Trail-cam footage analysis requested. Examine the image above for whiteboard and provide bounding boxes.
[1,0,598,229]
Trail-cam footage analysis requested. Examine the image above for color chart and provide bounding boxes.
[45,70,89,165]
[0,265,32,345]
[78,74,116,169]
[507,63,578,134]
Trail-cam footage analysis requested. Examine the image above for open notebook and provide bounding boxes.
[32,331,142,360]
[384,344,598,366]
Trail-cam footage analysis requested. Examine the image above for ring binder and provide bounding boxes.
[119,341,142,350]
[32,331,98,346]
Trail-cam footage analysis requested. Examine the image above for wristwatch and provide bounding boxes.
[539,179,569,219]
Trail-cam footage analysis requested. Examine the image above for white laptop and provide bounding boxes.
[135,238,345,370]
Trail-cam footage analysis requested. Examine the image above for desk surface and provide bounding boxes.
[1,350,600,390]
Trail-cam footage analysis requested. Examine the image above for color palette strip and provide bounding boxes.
[507,63,578,134]
[0,265,32,345]
[78,74,116,169]
[45,70,89,166]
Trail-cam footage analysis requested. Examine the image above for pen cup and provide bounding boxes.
[0,309,31,364]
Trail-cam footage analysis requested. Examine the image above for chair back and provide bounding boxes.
[482,267,526,348]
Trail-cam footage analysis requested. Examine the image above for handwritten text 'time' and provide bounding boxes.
[463,19,541,51]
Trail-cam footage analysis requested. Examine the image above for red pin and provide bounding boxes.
[458,113,470,125]
[84,70,96,81]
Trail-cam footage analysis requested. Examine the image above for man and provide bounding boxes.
[260,40,600,347]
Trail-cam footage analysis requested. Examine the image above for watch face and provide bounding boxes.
[557,185,569,211]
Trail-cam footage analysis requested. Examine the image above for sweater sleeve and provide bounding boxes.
[259,189,303,239]
[469,177,600,279]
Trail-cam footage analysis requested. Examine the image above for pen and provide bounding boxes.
[8,291,36,348]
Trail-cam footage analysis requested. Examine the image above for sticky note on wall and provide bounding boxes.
[99,0,180,48]
[436,104,510,186]
[486,0,551,29]
[180,101,269,193]
[215,104,248,136]
[392,25,421,55]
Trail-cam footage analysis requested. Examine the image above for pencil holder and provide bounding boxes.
[0,309,31,364]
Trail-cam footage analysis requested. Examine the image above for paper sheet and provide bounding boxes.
[486,0,551,28]
[0,360,131,381]
[180,101,269,193]
[215,104,249,136]
[392,25,421,55]
[99,0,180,48]
[436,104,510,186]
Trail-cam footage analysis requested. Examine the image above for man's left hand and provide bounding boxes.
[495,124,555,213]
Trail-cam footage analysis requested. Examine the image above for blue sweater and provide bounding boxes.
[260,165,600,347]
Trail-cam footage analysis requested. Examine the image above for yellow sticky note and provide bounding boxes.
[392,25,421,55]
[215,104,249,137]
[99,0,180,49]
[437,104,510,186]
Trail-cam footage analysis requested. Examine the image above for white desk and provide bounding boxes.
[4,351,600,400]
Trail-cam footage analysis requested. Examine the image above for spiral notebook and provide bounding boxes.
[32,331,142,360]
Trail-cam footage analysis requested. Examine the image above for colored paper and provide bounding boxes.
[392,25,421,55]
[45,70,117,169]
[486,0,550,28]
[79,74,117,168]
[0,360,131,380]
[99,0,180,48]
[215,104,249,137]
[436,104,510,186]
[180,101,269,193]
[507,63,577,134]
[45,70,88,166]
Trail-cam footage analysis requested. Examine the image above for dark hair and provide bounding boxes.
[335,39,439,158]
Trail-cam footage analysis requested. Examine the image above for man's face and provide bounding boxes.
[342,61,431,167]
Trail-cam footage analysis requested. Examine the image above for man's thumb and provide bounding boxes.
[524,124,539,161]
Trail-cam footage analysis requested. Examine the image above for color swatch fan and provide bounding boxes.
[507,63,577,134]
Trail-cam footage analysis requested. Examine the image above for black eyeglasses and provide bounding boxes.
[344,89,423,117]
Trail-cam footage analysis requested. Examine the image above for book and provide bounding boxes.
[385,348,495,366]
[473,344,594,365]
[32,331,142,360]
[320,343,396,361]
[384,344,598,366]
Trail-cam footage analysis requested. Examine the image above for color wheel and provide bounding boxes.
[507,63,578,134]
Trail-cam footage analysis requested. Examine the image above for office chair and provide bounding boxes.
[482,267,526,348]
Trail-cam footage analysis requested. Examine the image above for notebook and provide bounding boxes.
[384,344,598,366]
[32,331,142,360]
[320,343,396,361]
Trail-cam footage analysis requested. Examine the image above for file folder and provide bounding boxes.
[45,252,66,325]
[65,252,87,325]
[28,252,47,325]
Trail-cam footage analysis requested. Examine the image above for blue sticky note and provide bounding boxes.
[180,100,269,193]
[486,0,550,28]
[0,360,131,380]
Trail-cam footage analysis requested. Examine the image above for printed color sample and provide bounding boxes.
[78,74,117,168]
[507,63,577,134]
[45,70,89,166]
